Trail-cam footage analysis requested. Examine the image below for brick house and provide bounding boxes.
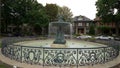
[94,17,120,35]
[73,15,93,35]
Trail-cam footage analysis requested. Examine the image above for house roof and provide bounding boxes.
[73,15,92,23]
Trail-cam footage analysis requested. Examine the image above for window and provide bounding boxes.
[86,23,89,26]
[78,23,82,26]
[78,17,83,20]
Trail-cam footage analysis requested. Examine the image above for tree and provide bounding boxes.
[1,0,49,36]
[96,0,120,35]
[19,0,49,35]
[58,6,73,22]
[45,4,58,21]
[1,0,14,33]
[97,26,111,35]
[89,25,95,35]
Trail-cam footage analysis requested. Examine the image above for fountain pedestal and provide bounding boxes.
[51,44,67,48]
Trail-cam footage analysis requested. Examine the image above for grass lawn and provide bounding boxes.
[0,38,9,68]
[0,37,1,48]
[0,42,1,48]
[0,42,13,68]
[0,61,13,68]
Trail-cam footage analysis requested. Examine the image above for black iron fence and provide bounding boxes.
[1,37,120,67]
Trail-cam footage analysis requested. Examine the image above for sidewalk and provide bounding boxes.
[0,48,120,68]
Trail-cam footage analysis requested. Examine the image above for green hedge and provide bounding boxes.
[0,43,1,48]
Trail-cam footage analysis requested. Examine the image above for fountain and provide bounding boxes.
[12,16,107,48]
[1,15,119,67]
[50,16,70,48]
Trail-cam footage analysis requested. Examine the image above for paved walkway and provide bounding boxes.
[0,48,120,68]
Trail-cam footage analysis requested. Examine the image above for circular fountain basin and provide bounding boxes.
[14,39,106,48]
[2,38,119,66]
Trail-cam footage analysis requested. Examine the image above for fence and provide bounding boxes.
[1,37,120,67]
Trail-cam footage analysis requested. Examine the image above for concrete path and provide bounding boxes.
[0,48,120,68]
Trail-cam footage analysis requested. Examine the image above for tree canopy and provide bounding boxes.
[45,4,58,21]
[58,6,73,22]
[1,0,73,36]
[1,0,49,35]
[96,0,120,35]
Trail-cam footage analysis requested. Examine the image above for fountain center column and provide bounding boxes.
[50,16,69,48]
[53,25,66,44]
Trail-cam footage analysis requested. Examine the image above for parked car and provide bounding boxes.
[95,35,114,40]
[76,35,92,39]
[64,35,70,38]
[114,36,120,41]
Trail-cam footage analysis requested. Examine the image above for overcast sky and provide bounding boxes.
[37,0,97,20]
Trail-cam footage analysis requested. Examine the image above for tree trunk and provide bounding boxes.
[115,22,119,36]
[41,27,44,36]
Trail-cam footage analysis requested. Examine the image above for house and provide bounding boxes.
[73,15,93,35]
[94,17,120,35]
